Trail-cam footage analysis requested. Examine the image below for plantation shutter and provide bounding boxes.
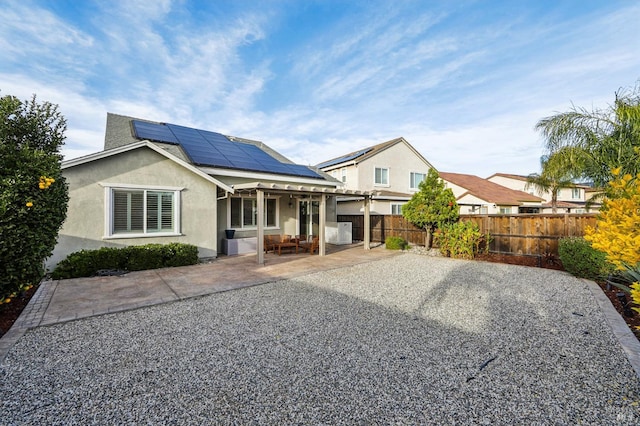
[146,191,174,232]
[113,190,144,233]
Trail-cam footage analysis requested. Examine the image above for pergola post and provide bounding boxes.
[257,189,265,264]
[319,194,326,256]
[363,195,371,250]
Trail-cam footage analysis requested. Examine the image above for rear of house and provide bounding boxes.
[48,113,359,269]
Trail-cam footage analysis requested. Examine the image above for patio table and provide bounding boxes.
[277,241,298,255]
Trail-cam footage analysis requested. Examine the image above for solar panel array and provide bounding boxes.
[132,120,322,179]
[316,148,372,169]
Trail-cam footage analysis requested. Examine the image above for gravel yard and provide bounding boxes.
[2,254,640,425]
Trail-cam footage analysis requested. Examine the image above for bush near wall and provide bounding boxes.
[434,221,487,260]
[558,237,612,280]
[51,243,199,279]
[385,236,408,250]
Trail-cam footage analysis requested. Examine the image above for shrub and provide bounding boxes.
[126,244,165,271]
[162,242,199,267]
[558,237,612,279]
[434,221,486,259]
[0,95,69,303]
[51,243,199,279]
[385,236,408,250]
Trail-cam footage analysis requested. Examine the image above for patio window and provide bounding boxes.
[374,167,389,185]
[410,172,426,190]
[230,196,278,229]
[106,186,181,238]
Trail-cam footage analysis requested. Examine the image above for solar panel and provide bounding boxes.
[316,148,372,168]
[132,120,179,144]
[131,119,322,179]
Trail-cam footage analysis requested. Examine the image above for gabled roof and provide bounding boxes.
[104,113,325,181]
[63,141,234,193]
[439,172,544,205]
[316,137,435,170]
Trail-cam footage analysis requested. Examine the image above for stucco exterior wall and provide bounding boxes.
[356,143,432,193]
[336,199,399,215]
[49,147,219,269]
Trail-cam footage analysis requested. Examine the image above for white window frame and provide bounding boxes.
[499,206,512,214]
[227,195,280,230]
[391,203,404,215]
[374,166,389,187]
[103,183,183,239]
[572,188,581,199]
[341,167,347,183]
[409,171,426,190]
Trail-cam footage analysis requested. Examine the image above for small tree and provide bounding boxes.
[402,168,458,248]
[0,94,69,303]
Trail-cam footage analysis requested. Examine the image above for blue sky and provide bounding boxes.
[1,0,638,177]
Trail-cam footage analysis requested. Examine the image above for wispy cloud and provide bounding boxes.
[0,0,637,177]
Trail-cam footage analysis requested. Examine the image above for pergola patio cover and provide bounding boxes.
[232,182,373,264]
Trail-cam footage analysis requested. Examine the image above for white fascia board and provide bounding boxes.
[62,141,234,194]
[319,160,357,172]
[198,166,338,187]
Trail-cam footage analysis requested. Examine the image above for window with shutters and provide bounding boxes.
[106,186,181,237]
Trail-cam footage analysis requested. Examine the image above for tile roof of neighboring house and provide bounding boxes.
[487,172,594,189]
[541,200,601,209]
[487,172,529,181]
[439,172,544,205]
[316,137,435,170]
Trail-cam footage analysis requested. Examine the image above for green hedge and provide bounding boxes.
[51,243,199,280]
[434,221,488,259]
[558,237,612,280]
[385,236,408,250]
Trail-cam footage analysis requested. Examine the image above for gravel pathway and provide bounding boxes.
[2,254,640,425]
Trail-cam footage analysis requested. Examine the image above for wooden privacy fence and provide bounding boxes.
[338,213,598,257]
[338,214,426,246]
[461,214,598,257]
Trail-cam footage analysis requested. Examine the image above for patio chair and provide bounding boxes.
[264,234,280,253]
[299,236,319,255]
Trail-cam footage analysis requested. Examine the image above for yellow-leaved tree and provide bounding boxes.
[585,168,640,316]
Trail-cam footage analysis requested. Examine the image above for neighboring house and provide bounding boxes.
[487,173,600,213]
[439,172,545,214]
[316,137,436,215]
[49,113,372,269]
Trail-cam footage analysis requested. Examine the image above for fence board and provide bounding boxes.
[338,213,598,257]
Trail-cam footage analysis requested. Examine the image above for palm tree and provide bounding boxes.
[525,154,575,214]
[535,83,640,187]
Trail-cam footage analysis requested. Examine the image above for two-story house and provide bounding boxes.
[439,172,545,214]
[487,173,600,213]
[317,137,436,215]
